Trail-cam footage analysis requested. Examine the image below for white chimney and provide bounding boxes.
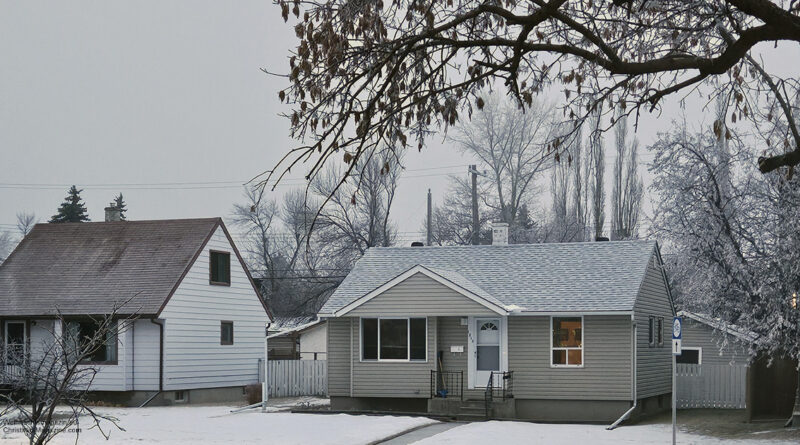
[104,204,121,222]
[492,222,509,246]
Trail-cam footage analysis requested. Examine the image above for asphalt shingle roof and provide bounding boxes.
[320,240,659,315]
[0,218,222,316]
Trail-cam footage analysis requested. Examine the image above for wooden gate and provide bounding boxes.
[676,363,747,409]
[259,359,327,397]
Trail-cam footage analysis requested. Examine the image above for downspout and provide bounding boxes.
[608,318,637,430]
[131,320,135,390]
[140,318,165,408]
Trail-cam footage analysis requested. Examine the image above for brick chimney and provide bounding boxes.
[104,204,121,222]
[492,222,509,246]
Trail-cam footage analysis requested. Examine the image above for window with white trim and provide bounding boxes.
[361,317,427,361]
[648,316,656,347]
[676,347,702,365]
[551,317,583,366]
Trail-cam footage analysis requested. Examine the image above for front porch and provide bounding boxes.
[428,369,515,420]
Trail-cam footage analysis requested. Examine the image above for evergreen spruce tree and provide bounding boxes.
[50,185,90,223]
[113,193,127,220]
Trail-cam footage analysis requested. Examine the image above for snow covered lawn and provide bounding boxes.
[409,420,799,445]
[1,406,436,445]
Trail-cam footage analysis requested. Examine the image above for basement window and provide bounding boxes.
[210,250,231,285]
[551,317,583,367]
[360,317,427,362]
[174,391,187,402]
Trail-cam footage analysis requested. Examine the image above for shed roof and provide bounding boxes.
[0,218,267,317]
[320,240,660,315]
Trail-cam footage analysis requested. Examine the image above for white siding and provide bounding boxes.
[299,323,327,360]
[159,226,269,390]
[131,319,161,390]
[79,322,128,391]
[25,319,128,391]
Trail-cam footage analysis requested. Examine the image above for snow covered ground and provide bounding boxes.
[2,405,797,445]
[408,420,800,445]
[0,406,435,445]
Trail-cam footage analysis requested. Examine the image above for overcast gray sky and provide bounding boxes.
[2,2,798,246]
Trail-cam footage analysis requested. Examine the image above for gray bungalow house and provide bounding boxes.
[0,216,271,406]
[319,226,675,423]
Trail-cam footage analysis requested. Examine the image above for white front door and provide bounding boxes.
[4,320,26,365]
[475,318,501,387]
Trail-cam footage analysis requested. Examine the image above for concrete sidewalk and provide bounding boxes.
[377,422,464,445]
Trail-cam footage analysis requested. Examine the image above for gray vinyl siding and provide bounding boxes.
[159,226,269,390]
[681,319,749,366]
[349,316,437,398]
[439,315,632,401]
[508,316,632,400]
[634,254,675,399]
[346,273,497,317]
[327,318,352,396]
[437,316,483,399]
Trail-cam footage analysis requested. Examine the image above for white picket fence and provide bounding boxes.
[259,359,327,397]
[676,363,747,409]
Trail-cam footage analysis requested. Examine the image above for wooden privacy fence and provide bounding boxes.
[676,363,747,409]
[258,359,327,397]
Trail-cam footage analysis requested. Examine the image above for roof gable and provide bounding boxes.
[0,218,268,318]
[320,240,658,316]
[334,265,507,316]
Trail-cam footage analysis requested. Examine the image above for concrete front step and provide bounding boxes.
[456,414,487,422]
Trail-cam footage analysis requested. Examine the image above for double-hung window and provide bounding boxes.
[551,317,583,367]
[210,251,231,285]
[361,318,426,361]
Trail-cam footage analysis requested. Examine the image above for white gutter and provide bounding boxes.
[608,318,637,430]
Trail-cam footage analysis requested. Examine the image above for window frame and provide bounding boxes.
[64,319,119,366]
[359,317,427,363]
[657,317,664,347]
[549,316,584,368]
[220,321,234,345]
[676,347,702,365]
[209,250,231,286]
[648,316,656,347]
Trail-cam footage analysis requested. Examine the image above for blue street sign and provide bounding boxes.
[672,317,682,340]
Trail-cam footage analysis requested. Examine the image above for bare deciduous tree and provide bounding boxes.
[0,310,132,445]
[0,231,15,264]
[450,94,555,229]
[649,114,800,425]
[423,175,495,245]
[589,110,606,239]
[270,0,800,197]
[16,212,37,238]
[312,155,400,263]
[610,112,643,240]
[232,188,334,317]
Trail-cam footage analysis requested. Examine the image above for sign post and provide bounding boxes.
[672,316,682,445]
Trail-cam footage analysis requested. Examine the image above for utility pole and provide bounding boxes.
[470,164,479,245]
[426,188,432,246]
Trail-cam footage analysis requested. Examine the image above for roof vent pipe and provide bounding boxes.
[492,222,509,246]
